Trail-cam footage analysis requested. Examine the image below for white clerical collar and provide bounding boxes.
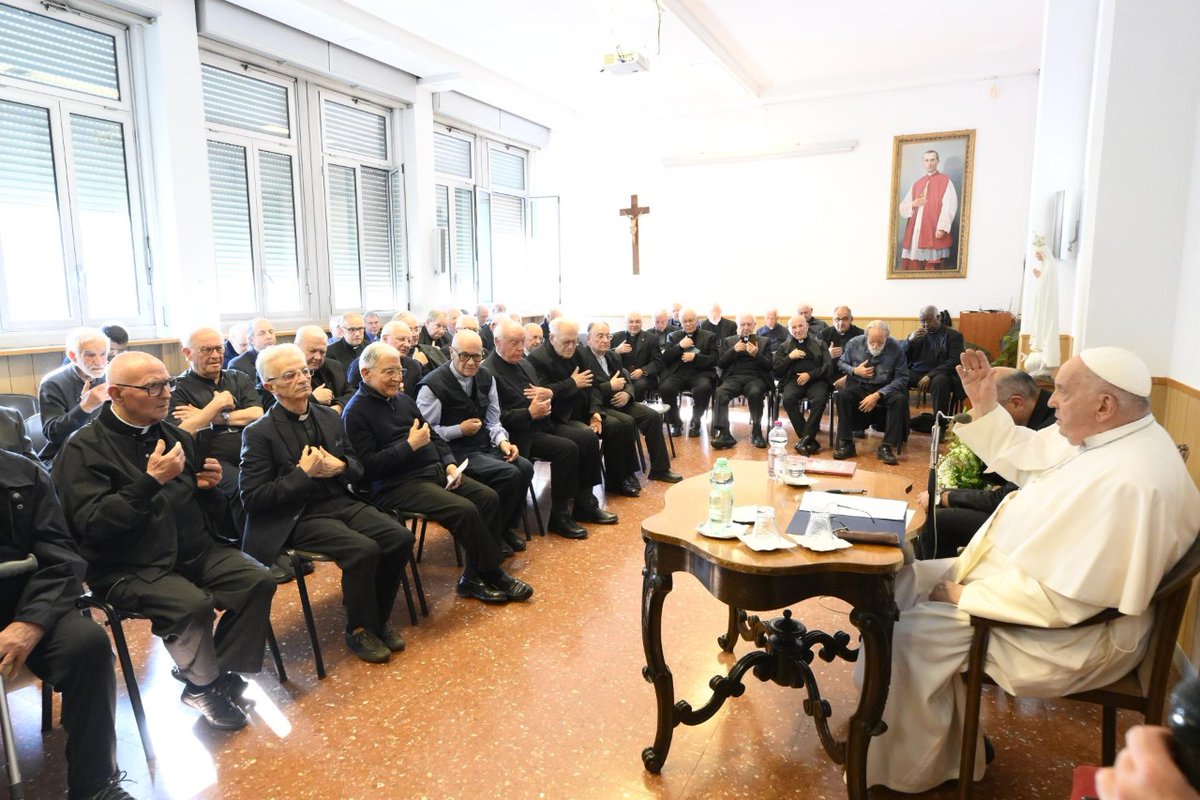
[1081,414,1154,450]
[110,406,151,433]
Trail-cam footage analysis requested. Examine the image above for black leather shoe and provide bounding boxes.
[852,429,867,439]
[181,685,249,730]
[832,441,857,460]
[750,429,767,448]
[668,424,682,437]
[687,423,701,438]
[378,627,406,652]
[502,528,527,552]
[648,469,683,483]
[574,505,618,524]
[711,430,736,449]
[621,476,643,495]
[984,735,996,765]
[487,570,534,602]
[548,513,588,538]
[456,575,509,603]
[172,668,248,701]
[793,439,806,452]
[345,628,391,663]
[499,539,515,558]
[84,774,136,800]
[876,444,899,465]
[802,437,822,456]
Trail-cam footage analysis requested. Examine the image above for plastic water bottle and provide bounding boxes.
[709,457,734,527]
[767,421,789,481]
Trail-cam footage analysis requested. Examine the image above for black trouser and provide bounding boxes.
[376,474,503,576]
[607,402,671,474]
[98,544,276,685]
[781,379,830,440]
[630,374,656,402]
[909,370,963,418]
[916,508,989,560]
[836,384,906,447]
[531,425,603,514]
[599,410,638,486]
[22,610,119,799]
[289,502,414,633]
[462,451,533,530]
[214,458,247,538]
[658,371,714,427]
[713,374,767,432]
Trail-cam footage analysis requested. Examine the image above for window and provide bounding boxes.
[321,95,406,312]
[434,129,478,308]
[202,61,304,317]
[0,1,151,335]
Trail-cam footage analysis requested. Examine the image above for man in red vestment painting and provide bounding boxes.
[899,149,959,271]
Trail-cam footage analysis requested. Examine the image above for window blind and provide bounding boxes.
[0,3,119,100]
[324,100,387,161]
[434,132,472,179]
[201,64,290,138]
[359,166,392,309]
[327,163,362,309]
[206,140,257,315]
[258,150,302,313]
[489,148,525,192]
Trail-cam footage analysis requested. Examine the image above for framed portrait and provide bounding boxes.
[886,129,975,279]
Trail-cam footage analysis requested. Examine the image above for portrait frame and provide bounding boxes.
[886,129,975,280]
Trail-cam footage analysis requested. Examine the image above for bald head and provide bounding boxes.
[918,305,941,332]
[248,317,276,351]
[183,326,225,379]
[381,321,412,356]
[293,325,329,371]
[108,352,173,426]
[452,329,483,352]
[523,323,543,354]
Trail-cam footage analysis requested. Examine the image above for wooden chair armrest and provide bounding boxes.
[968,607,1123,632]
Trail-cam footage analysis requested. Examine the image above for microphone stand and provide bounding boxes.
[921,411,951,560]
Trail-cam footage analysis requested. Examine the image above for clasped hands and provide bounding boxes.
[298,444,346,478]
[146,440,222,488]
[173,389,235,424]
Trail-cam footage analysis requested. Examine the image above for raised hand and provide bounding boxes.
[571,368,593,389]
[407,419,431,450]
[79,380,110,413]
[955,350,996,416]
[147,440,185,484]
[311,384,334,405]
[615,340,632,354]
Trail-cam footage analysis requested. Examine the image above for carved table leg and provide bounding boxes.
[718,606,740,652]
[843,577,897,800]
[641,540,676,773]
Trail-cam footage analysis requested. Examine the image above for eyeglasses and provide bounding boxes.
[833,317,851,323]
[376,367,403,377]
[345,327,366,334]
[114,378,177,397]
[453,351,484,363]
[195,345,223,357]
[267,367,313,383]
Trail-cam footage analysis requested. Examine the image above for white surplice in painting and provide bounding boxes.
[860,406,1200,793]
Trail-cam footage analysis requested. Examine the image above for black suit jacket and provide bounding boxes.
[772,334,833,387]
[660,328,719,380]
[346,354,421,400]
[610,330,661,378]
[0,407,32,458]
[481,353,545,454]
[239,403,365,565]
[326,339,365,374]
[718,334,772,380]
[905,326,965,379]
[479,326,495,353]
[576,347,632,411]
[699,318,737,346]
[526,342,601,425]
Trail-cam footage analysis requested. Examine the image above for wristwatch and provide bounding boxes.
[220,411,231,426]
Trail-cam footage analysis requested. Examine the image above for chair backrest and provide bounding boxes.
[24,414,46,456]
[1136,532,1200,703]
[0,394,38,421]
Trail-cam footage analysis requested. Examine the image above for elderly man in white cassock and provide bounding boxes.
[861,347,1200,793]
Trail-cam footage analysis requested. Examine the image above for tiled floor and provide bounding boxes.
[13,403,1125,799]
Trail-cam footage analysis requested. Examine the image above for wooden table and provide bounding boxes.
[639,460,922,799]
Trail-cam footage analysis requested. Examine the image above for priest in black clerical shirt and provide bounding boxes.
[712,313,772,449]
[291,325,355,412]
[347,320,422,399]
[227,317,276,381]
[54,352,276,731]
[326,311,368,371]
[700,304,737,347]
[482,318,616,539]
[343,341,532,604]
[610,311,661,401]
[819,306,865,366]
[38,326,110,464]
[658,309,720,438]
[774,315,833,456]
[240,344,416,664]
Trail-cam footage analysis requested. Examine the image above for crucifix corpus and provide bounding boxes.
[619,194,650,275]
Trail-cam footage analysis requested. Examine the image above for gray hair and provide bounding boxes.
[359,341,399,371]
[256,343,305,383]
[995,369,1040,401]
[865,319,890,335]
[294,325,327,347]
[549,317,578,338]
[66,326,107,356]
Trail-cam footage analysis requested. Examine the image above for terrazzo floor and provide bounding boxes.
[11,402,1131,799]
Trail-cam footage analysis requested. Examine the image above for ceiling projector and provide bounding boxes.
[602,51,650,75]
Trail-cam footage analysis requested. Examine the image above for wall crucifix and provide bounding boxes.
[619,193,650,275]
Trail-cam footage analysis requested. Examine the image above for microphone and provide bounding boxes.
[936,410,973,426]
[1169,678,1200,789]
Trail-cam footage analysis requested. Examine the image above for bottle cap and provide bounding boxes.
[715,457,729,469]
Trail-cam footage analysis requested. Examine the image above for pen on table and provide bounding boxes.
[826,488,866,495]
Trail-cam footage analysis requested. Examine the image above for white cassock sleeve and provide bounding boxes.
[936,179,958,233]
[957,569,1105,627]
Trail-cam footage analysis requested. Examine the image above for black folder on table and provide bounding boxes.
[786,510,906,546]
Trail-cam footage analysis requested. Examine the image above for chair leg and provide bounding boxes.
[265,623,287,684]
[398,568,418,626]
[409,555,429,617]
[958,626,992,800]
[40,683,52,733]
[528,484,545,537]
[0,675,23,799]
[290,552,325,680]
[1101,705,1117,766]
[415,522,427,564]
[104,611,156,764]
[663,420,676,458]
[635,435,648,474]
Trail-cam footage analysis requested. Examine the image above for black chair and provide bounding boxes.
[285,538,427,680]
[22,415,45,457]
[0,396,37,421]
[0,556,52,800]
[77,591,287,762]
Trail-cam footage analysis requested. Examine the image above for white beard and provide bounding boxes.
[867,345,885,357]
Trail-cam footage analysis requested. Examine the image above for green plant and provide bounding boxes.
[938,436,987,489]
[993,319,1021,367]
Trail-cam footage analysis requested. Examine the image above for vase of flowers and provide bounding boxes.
[937,435,987,489]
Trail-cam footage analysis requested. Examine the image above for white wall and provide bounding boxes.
[1074,0,1200,375]
[537,75,1039,320]
[1172,100,1200,387]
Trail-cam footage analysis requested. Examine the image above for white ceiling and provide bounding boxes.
[234,0,1047,126]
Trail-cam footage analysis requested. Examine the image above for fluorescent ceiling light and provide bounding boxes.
[663,139,859,167]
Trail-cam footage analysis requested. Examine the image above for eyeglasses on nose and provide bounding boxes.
[268,367,313,383]
[114,378,177,397]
